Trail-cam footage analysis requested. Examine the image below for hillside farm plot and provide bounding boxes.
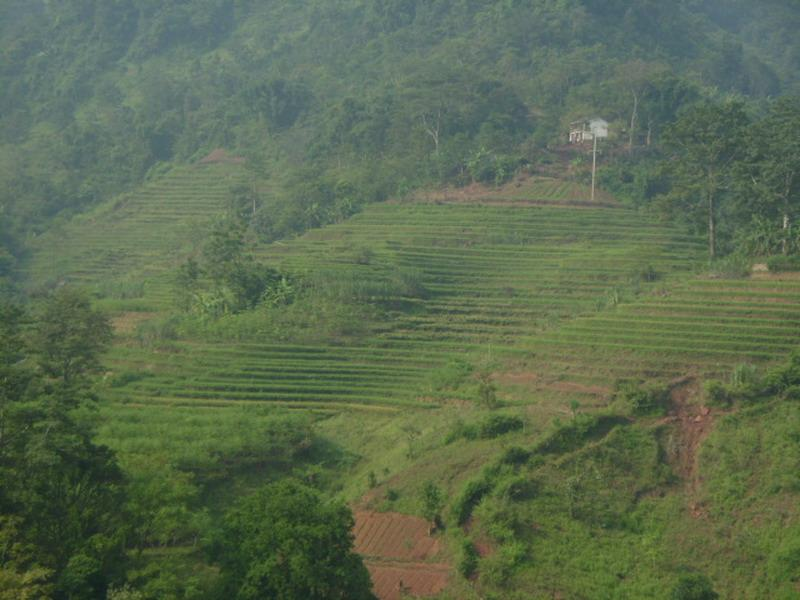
[419,175,619,206]
[353,511,450,600]
[25,163,245,310]
[104,341,442,410]
[526,275,800,387]
[258,202,705,348]
[89,195,710,417]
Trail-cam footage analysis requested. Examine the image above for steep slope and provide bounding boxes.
[22,164,800,599]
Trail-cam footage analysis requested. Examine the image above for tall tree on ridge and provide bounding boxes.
[661,101,750,258]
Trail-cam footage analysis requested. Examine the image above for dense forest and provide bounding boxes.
[1,0,799,252]
[2,1,800,599]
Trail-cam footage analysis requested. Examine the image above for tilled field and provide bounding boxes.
[353,511,450,600]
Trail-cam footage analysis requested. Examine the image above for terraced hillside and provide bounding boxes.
[26,162,246,309]
[523,272,800,394]
[100,193,707,413]
[25,162,800,426]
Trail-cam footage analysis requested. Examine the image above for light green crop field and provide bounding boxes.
[26,162,246,310]
[24,162,800,463]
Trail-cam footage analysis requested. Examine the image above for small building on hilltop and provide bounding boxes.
[569,118,609,144]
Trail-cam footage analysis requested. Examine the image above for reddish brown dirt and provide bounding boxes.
[366,563,450,600]
[353,511,451,600]
[660,378,717,518]
[197,148,245,165]
[394,174,619,208]
[354,512,441,562]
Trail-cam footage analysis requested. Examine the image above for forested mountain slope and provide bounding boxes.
[2,0,798,247]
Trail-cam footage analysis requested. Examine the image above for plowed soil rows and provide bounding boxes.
[354,511,450,599]
[354,511,441,561]
[367,563,450,600]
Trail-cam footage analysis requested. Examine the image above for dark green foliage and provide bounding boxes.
[0,295,127,598]
[446,414,524,443]
[533,414,631,455]
[477,372,499,409]
[177,221,293,316]
[453,477,493,526]
[420,481,444,524]
[215,480,375,600]
[670,573,719,600]
[767,255,800,272]
[33,287,114,386]
[499,446,532,466]
[615,380,670,416]
[458,541,479,579]
[2,0,797,253]
[659,101,750,258]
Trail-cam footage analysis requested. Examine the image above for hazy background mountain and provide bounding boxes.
[1,0,798,248]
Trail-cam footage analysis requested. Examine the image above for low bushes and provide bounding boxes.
[616,380,671,416]
[767,254,800,272]
[446,414,524,444]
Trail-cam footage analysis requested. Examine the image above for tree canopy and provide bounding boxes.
[216,480,375,600]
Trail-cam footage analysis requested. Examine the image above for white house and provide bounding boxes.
[569,118,609,144]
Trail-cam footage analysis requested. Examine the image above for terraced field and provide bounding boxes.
[101,199,705,410]
[26,162,245,309]
[525,273,800,388]
[422,175,618,206]
[26,162,800,423]
[259,203,702,346]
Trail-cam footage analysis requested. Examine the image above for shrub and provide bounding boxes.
[704,380,732,406]
[480,541,526,587]
[534,414,633,455]
[458,541,479,579]
[632,264,660,283]
[109,370,151,388]
[616,380,670,416]
[453,478,493,525]
[499,446,531,465]
[767,254,800,272]
[730,363,759,388]
[420,481,444,524]
[708,254,752,278]
[670,573,719,600]
[495,475,538,502]
[478,414,524,438]
[477,373,499,409]
[446,415,523,443]
[767,536,800,584]
[135,316,181,346]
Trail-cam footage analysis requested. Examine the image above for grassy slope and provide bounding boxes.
[22,164,800,598]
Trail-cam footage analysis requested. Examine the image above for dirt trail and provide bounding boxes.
[661,377,716,518]
[353,511,450,600]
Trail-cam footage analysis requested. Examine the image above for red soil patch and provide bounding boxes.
[659,377,719,518]
[366,562,450,600]
[397,174,620,208]
[354,511,450,600]
[197,148,245,165]
[354,511,441,562]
